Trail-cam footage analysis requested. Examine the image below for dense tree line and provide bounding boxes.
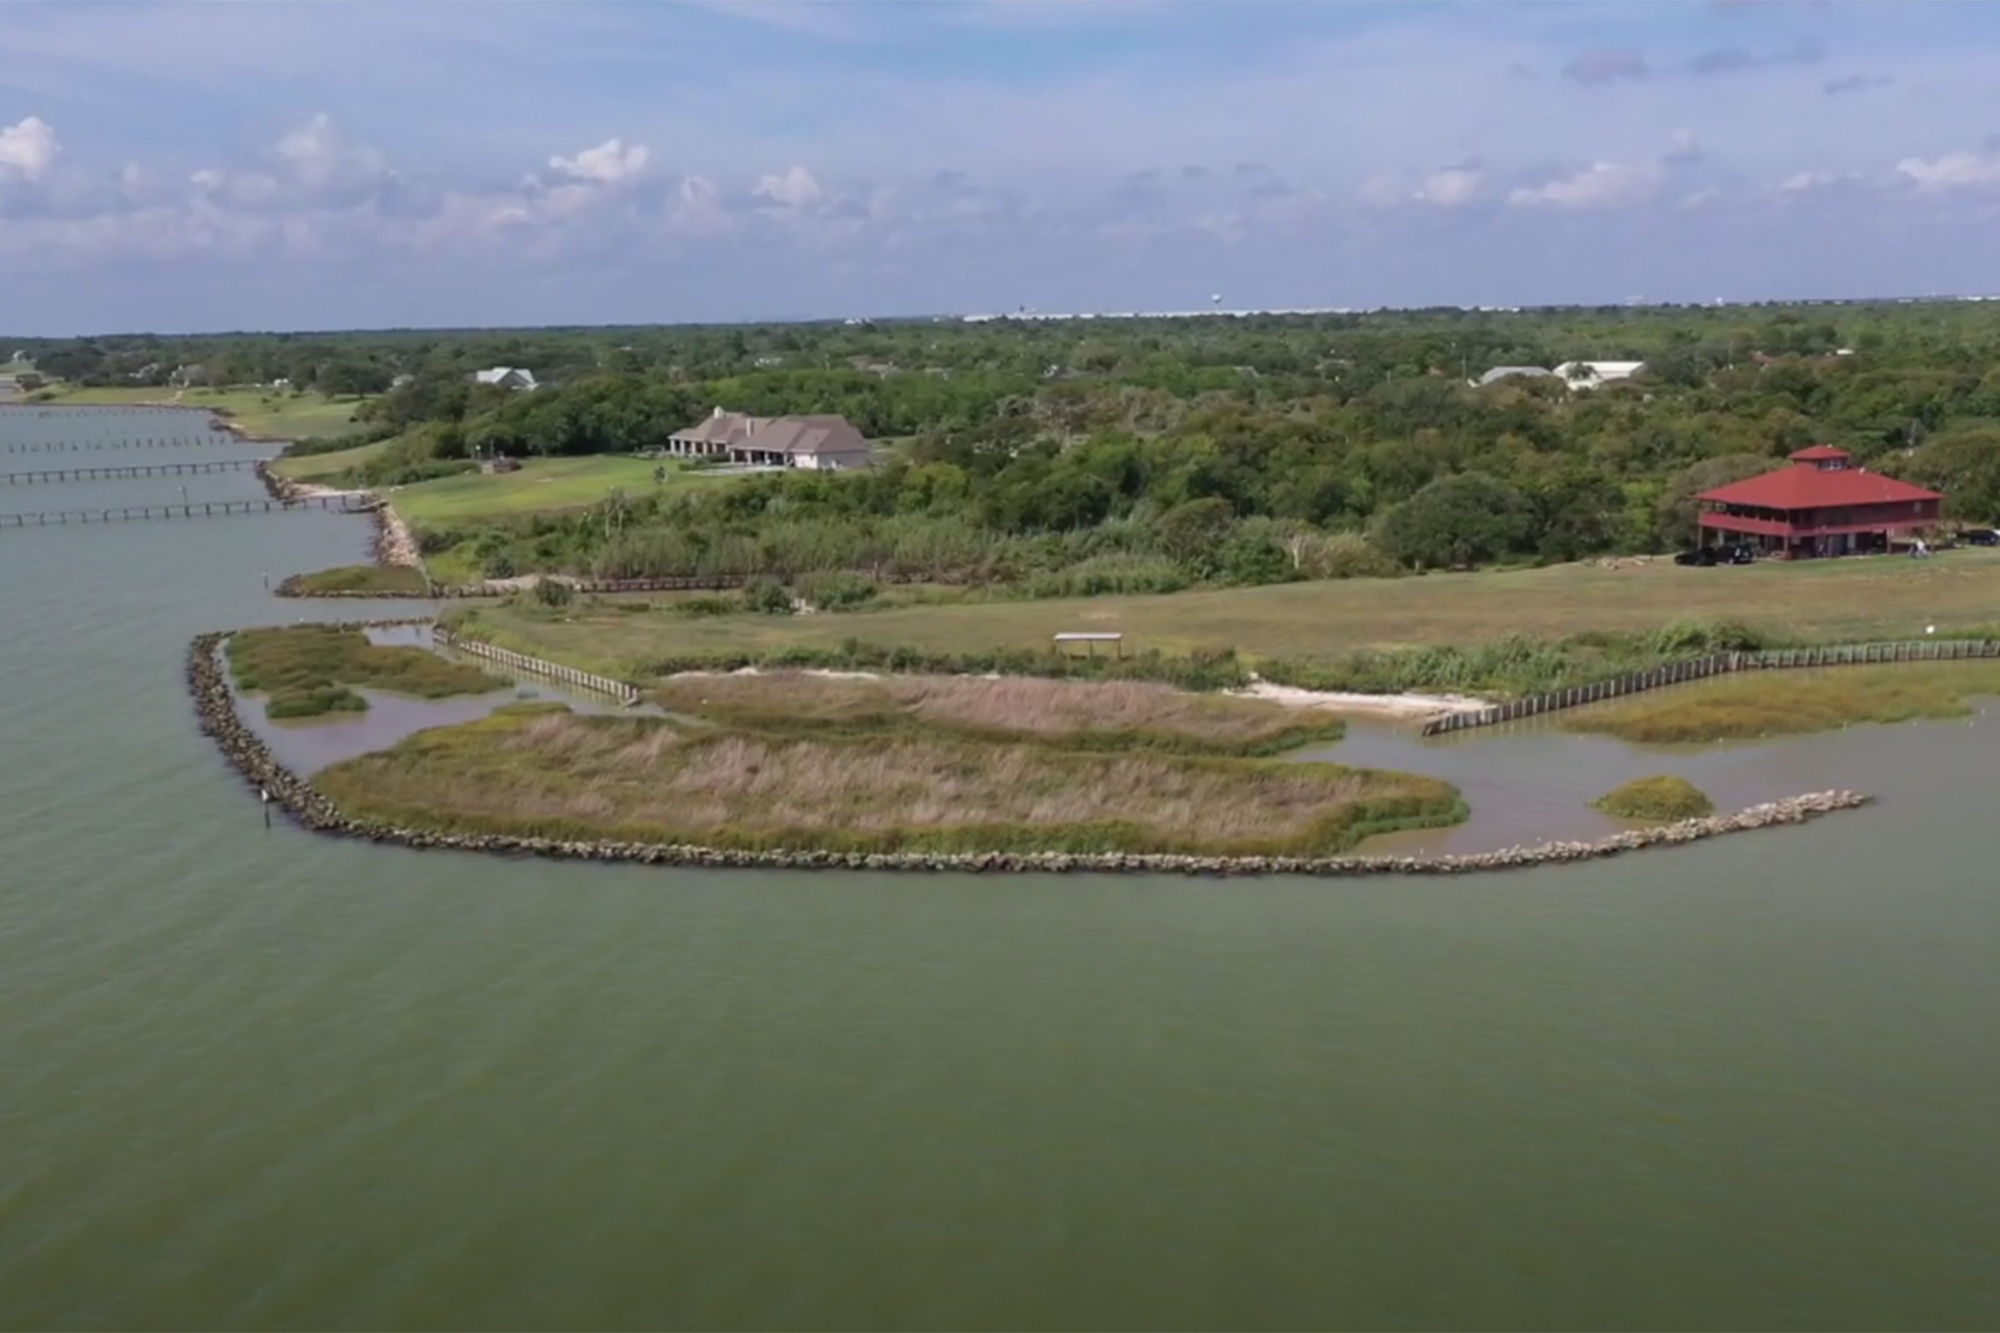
[15,301,2000,586]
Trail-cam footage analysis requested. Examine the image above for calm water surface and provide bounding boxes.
[4,410,2000,1330]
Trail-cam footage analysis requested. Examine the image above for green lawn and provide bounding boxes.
[38,385,369,440]
[387,456,724,527]
[443,549,2000,680]
[269,438,398,482]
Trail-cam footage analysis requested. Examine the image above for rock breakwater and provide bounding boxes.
[189,629,1870,875]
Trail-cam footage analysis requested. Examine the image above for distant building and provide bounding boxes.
[666,407,871,471]
[472,367,538,391]
[390,373,416,390]
[666,407,766,457]
[1553,360,1645,389]
[735,415,871,471]
[1476,365,1557,387]
[1696,446,1943,558]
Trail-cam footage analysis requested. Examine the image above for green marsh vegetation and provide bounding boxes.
[1593,776,1715,822]
[277,565,429,597]
[315,681,1462,857]
[1566,662,2000,744]
[225,625,505,719]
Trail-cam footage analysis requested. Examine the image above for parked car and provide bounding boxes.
[1962,527,2000,547]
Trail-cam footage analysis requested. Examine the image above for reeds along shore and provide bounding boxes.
[187,627,1870,876]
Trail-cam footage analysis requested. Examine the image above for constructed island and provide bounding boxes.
[188,623,1870,876]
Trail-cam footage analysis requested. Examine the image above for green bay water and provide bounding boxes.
[4,410,2000,1330]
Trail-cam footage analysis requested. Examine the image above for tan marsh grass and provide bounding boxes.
[317,705,1459,856]
[654,670,1333,752]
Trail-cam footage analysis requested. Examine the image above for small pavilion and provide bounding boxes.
[1695,446,1943,559]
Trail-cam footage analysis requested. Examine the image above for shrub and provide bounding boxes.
[1593,775,1714,822]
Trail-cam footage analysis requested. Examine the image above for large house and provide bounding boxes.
[1553,360,1645,389]
[1696,446,1943,558]
[666,407,872,471]
[472,367,538,391]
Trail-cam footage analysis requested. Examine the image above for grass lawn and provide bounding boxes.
[443,550,2000,681]
[39,385,370,440]
[1564,660,2000,743]
[269,438,397,482]
[388,455,724,527]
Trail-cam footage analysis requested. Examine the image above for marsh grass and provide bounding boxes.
[227,625,506,719]
[653,670,1343,755]
[316,704,1461,856]
[1566,661,2000,744]
[279,565,429,596]
[1593,775,1714,822]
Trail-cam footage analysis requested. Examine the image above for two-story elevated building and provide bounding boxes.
[1696,446,1943,558]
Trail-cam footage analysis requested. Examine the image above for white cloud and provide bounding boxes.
[1414,166,1483,207]
[1779,169,1846,194]
[1509,161,1661,209]
[1664,129,1705,165]
[669,174,732,235]
[753,165,824,210]
[1358,172,1403,207]
[0,115,58,180]
[1896,150,2000,192]
[277,113,386,192]
[551,137,650,184]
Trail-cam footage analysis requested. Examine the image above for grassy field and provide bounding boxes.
[1593,775,1715,821]
[1564,660,2000,743]
[443,551,2000,682]
[387,456,723,527]
[39,385,368,440]
[269,438,397,482]
[227,625,503,718]
[315,701,1461,856]
[651,670,1344,755]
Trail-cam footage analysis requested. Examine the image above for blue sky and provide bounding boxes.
[3,0,1999,334]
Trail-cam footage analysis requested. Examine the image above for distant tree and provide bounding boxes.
[1375,473,1530,569]
[1652,454,1773,549]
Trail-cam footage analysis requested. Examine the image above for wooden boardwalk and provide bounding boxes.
[3,460,256,485]
[3,434,232,454]
[0,495,375,528]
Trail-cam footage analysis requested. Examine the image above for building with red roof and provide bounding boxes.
[1696,447,1942,558]
[1696,444,1944,552]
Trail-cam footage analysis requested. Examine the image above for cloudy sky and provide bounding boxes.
[3,0,1999,334]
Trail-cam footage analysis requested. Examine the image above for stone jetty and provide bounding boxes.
[188,628,1871,877]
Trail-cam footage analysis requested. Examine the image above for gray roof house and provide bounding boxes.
[666,407,767,456]
[733,415,871,471]
[1476,365,1558,387]
[666,408,871,470]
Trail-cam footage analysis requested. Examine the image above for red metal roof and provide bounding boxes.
[1698,461,1942,511]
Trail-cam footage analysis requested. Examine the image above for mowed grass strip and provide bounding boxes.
[654,670,1343,754]
[1564,660,2000,743]
[387,456,729,526]
[41,386,367,439]
[269,438,397,482]
[227,625,505,719]
[315,704,1462,856]
[446,550,2000,678]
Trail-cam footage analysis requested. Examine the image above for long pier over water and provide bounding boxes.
[0,495,375,528]
[3,460,257,485]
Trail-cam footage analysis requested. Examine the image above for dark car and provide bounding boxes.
[1963,527,2000,547]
